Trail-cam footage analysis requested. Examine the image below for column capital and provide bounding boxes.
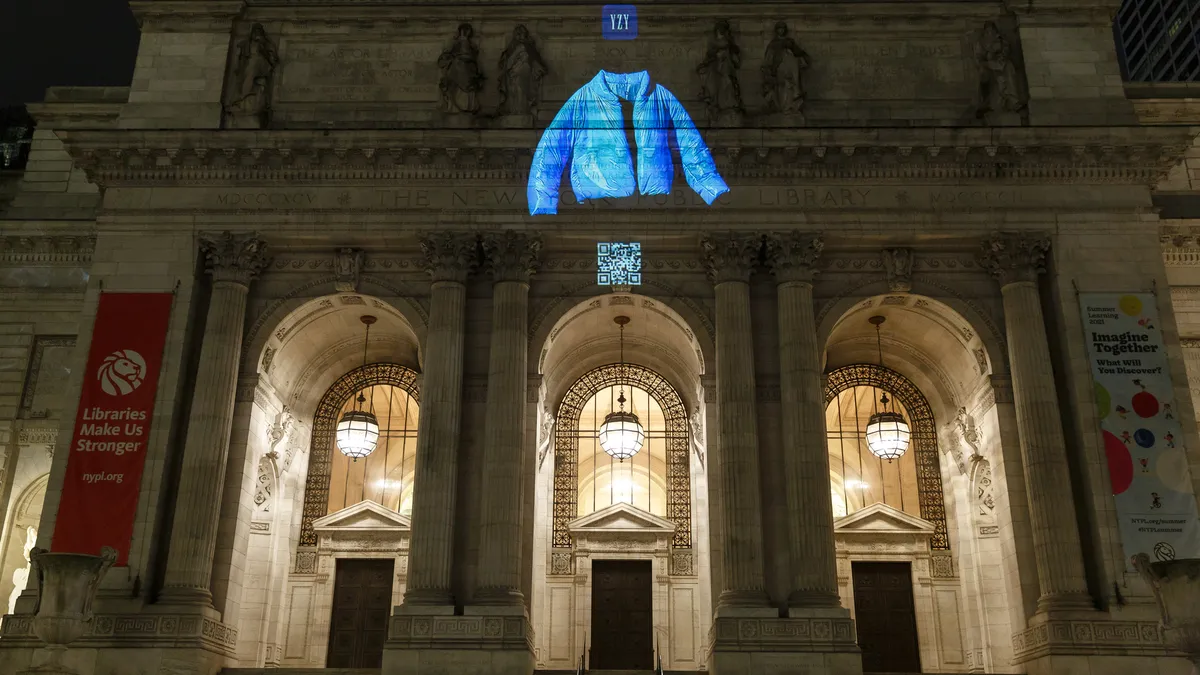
[420,232,478,284]
[199,231,269,286]
[481,231,541,283]
[979,233,1050,287]
[702,232,762,284]
[764,232,824,284]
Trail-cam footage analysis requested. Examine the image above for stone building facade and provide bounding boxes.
[0,2,1198,675]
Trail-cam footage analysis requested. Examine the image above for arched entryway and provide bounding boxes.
[289,362,420,668]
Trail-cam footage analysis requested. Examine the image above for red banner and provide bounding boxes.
[52,293,173,565]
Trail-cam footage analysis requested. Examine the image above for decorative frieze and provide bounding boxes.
[1011,619,1166,662]
[709,616,857,651]
[0,612,238,656]
[0,236,95,266]
[389,615,533,650]
[54,128,1194,187]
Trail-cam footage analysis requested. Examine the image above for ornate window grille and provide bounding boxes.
[824,363,950,551]
[553,363,691,549]
[299,362,419,548]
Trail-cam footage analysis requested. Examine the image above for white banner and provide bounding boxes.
[1080,293,1200,564]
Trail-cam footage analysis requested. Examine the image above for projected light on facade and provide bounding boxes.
[527,70,729,216]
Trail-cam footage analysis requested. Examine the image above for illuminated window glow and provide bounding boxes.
[597,242,642,286]
[327,384,419,515]
[826,385,921,519]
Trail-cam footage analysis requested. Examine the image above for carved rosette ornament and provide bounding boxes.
[701,233,761,284]
[482,231,542,283]
[199,231,270,286]
[978,233,1050,286]
[764,232,824,283]
[420,232,479,284]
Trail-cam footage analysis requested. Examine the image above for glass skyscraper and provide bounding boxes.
[1114,0,1200,81]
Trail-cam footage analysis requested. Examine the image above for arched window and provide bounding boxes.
[824,364,949,550]
[553,364,691,549]
[299,363,419,547]
[576,384,671,517]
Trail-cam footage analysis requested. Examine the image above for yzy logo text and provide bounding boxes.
[602,5,638,40]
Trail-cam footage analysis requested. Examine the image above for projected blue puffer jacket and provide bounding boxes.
[527,70,729,215]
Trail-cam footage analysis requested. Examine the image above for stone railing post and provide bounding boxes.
[160,232,268,606]
[402,233,477,607]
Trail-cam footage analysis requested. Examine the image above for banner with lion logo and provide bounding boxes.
[52,293,173,565]
[1080,293,1200,566]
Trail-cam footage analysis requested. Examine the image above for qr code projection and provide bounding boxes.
[597,242,642,286]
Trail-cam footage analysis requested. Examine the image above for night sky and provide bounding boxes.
[0,0,139,106]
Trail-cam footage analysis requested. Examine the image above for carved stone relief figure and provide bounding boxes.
[536,406,555,470]
[224,23,279,129]
[690,407,706,469]
[268,406,294,454]
[761,21,810,119]
[497,24,548,121]
[438,23,485,115]
[955,406,982,459]
[8,527,36,614]
[882,248,914,292]
[333,248,364,292]
[697,19,744,126]
[974,21,1026,124]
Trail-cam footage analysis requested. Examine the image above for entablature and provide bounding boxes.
[53,126,1197,188]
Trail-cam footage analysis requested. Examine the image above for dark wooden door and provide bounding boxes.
[591,560,653,670]
[327,558,394,668]
[852,561,921,673]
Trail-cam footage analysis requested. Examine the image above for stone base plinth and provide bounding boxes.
[0,611,236,675]
[384,612,534,675]
[708,614,862,675]
[1012,613,1193,673]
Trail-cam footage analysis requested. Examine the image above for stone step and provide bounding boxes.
[221,669,380,675]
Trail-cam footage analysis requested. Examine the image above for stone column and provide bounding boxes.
[402,233,476,607]
[980,233,1091,612]
[160,232,268,605]
[701,233,771,611]
[765,232,841,609]
[472,231,541,608]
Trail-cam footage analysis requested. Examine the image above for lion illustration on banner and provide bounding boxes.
[98,349,147,396]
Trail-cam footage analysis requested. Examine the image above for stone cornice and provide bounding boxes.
[26,102,124,131]
[129,1,245,31]
[52,127,1196,188]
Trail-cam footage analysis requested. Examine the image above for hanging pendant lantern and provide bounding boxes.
[865,316,910,462]
[598,316,645,462]
[337,315,380,462]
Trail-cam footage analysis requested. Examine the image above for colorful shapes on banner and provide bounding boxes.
[1095,383,1111,419]
[1105,430,1133,495]
[1134,428,1156,448]
[1156,450,1194,493]
[1119,295,1143,317]
[1131,382,1159,418]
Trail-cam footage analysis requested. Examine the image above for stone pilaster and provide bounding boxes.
[402,233,477,607]
[701,233,771,612]
[160,231,268,606]
[979,233,1092,613]
[473,231,541,608]
[765,232,841,609]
